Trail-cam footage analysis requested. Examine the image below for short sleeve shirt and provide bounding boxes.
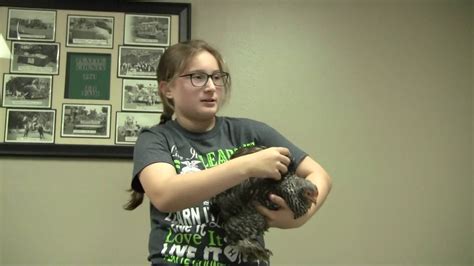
[132,116,307,265]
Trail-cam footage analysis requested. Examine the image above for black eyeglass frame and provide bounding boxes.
[179,71,230,87]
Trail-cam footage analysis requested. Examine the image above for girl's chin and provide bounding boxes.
[199,105,219,114]
[199,110,219,119]
[186,108,218,120]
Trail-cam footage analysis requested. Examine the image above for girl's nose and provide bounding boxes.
[203,78,217,91]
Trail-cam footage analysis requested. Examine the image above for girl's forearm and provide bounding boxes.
[143,157,251,212]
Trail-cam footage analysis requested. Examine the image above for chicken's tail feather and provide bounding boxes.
[236,238,272,262]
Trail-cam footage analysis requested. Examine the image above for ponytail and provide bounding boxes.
[159,101,174,125]
[124,104,172,210]
[123,189,144,210]
[159,111,172,125]
[124,175,146,210]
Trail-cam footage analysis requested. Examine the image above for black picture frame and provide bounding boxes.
[10,41,60,75]
[123,13,170,47]
[2,73,53,108]
[121,78,161,112]
[118,45,164,78]
[115,111,161,145]
[66,15,115,49]
[4,108,56,144]
[60,103,112,139]
[7,8,57,42]
[0,0,191,158]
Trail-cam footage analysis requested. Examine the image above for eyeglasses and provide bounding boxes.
[179,71,230,87]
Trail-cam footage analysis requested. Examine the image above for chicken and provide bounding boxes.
[209,146,318,262]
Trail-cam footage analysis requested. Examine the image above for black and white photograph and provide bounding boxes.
[2,73,52,108]
[10,41,60,75]
[115,111,160,145]
[124,14,170,46]
[4,108,55,143]
[122,79,161,112]
[61,103,111,138]
[118,46,164,78]
[66,15,114,48]
[7,8,56,41]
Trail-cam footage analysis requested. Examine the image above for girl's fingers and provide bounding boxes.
[280,154,291,167]
[275,147,291,157]
[276,162,288,176]
[269,194,286,207]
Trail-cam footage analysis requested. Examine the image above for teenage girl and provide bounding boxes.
[125,39,332,266]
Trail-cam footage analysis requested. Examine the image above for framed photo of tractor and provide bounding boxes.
[2,73,53,108]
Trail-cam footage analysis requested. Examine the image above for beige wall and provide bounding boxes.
[1,0,472,265]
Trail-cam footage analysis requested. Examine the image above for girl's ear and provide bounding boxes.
[159,81,173,99]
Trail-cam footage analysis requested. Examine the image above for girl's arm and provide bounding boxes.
[256,156,333,229]
[139,147,291,212]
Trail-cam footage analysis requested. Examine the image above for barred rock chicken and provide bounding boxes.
[209,146,318,262]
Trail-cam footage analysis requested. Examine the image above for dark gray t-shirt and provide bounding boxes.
[132,116,307,265]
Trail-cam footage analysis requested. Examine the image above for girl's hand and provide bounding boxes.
[240,147,291,180]
[255,194,311,229]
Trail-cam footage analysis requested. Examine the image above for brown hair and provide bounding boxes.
[124,40,231,210]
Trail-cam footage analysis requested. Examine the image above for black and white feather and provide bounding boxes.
[209,146,318,262]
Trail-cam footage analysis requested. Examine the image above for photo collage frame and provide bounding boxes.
[0,2,191,157]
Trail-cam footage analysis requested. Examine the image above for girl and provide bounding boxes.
[125,40,332,266]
